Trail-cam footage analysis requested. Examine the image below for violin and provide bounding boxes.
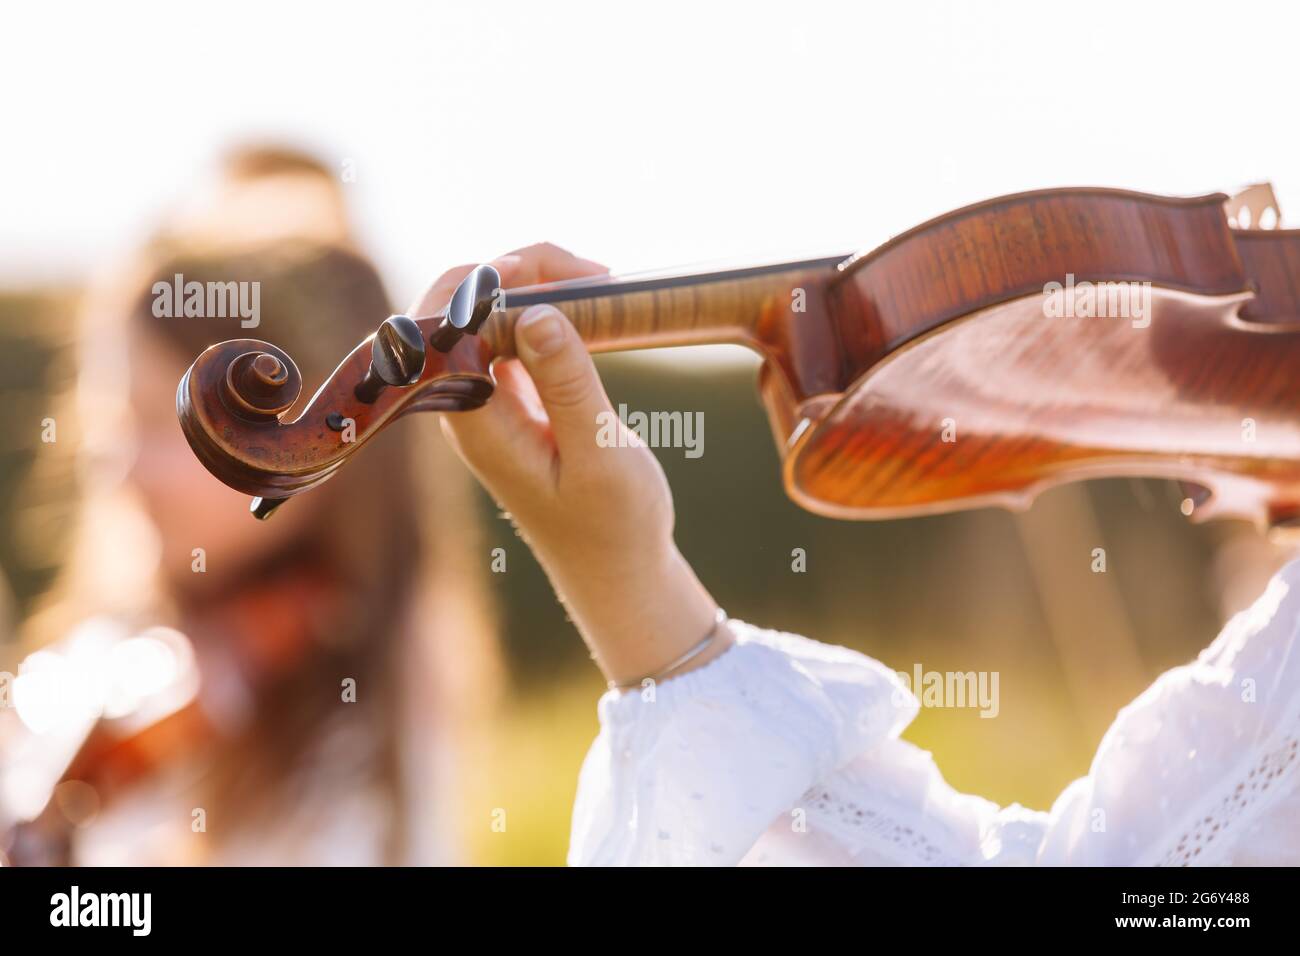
[178,184,1300,533]
[0,625,204,865]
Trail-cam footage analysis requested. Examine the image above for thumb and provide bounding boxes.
[514,304,610,457]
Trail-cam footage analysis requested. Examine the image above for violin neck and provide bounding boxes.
[479,254,848,358]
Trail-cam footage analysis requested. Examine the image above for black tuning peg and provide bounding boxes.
[250,495,288,520]
[430,264,502,352]
[355,314,427,403]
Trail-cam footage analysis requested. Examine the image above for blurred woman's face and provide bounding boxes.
[125,327,311,590]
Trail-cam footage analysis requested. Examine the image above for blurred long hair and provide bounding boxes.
[24,145,499,863]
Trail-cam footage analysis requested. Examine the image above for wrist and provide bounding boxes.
[539,537,728,686]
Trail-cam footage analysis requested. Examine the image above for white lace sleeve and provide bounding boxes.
[1039,556,1300,866]
[568,557,1300,867]
[566,620,917,865]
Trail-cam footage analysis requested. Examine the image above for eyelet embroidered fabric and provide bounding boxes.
[803,785,968,866]
[1151,731,1299,867]
[569,558,1300,867]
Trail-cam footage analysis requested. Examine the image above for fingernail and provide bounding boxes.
[490,253,522,273]
[518,305,566,356]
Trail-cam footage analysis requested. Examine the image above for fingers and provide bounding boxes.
[514,304,612,459]
[439,384,548,494]
[407,262,480,317]
[504,242,608,286]
[408,243,607,318]
[428,244,613,497]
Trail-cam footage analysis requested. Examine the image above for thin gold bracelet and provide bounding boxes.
[607,607,728,691]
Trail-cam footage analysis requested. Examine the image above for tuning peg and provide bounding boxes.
[430,264,502,352]
[250,496,288,520]
[354,314,427,403]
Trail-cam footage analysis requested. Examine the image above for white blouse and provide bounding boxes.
[569,557,1300,866]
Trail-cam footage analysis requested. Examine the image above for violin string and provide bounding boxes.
[410,252,850,321]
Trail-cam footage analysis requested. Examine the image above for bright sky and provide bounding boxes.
[3,0,1297,310]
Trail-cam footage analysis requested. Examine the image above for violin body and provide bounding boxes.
[769,189,1300,529]
[178,186,1300,531]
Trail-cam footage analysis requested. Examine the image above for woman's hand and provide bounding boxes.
[409,244,731,687]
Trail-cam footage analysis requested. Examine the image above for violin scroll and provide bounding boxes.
[178,338,309,495]
[177,265,504,517]
[223,349,302,421]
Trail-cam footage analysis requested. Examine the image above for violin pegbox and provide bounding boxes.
[176,262,509,520]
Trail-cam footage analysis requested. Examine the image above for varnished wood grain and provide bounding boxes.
[1234,229,1300,325]
[177,187,1300,529]
[786,289,1300,528]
